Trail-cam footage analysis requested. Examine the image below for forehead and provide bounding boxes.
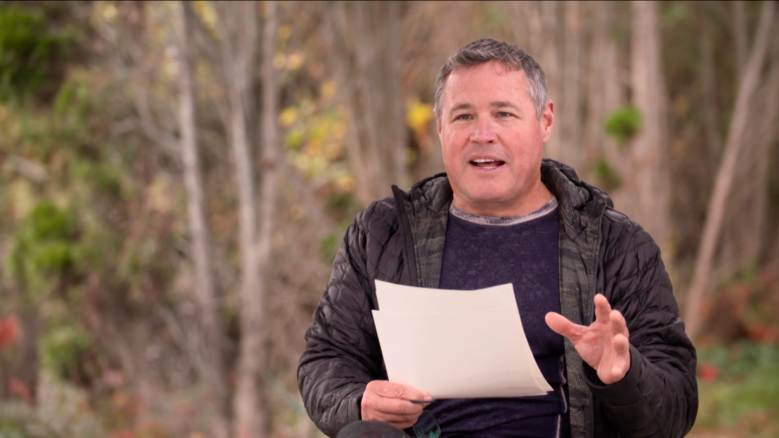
[442,61,530,109]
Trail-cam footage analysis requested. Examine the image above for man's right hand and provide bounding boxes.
[360,381,432,430]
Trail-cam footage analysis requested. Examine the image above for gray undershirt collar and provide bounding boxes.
[449,196,558,226]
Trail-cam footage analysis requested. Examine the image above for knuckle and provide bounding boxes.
[370,380,387,395]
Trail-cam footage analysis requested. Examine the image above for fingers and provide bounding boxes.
[373,380,431,402]
[606,333,631,383]
[600,311,631,384]
[612,332,629,355]
[609,309,629,338]
[594,294,612,323]
[545,312,583,340]
[361,381,429,426]
[376,412,420,429]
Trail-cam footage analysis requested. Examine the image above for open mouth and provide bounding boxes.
[470,159,505,170]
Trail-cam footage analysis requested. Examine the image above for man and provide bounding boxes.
[298,38,698,438]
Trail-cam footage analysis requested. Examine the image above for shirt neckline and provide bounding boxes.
[449,196,558,227]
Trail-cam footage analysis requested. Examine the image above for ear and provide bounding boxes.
[540,100,554,143]
[435,113,442,136]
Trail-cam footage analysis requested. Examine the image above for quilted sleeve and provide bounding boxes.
[297,206,386,437]
[587,212,698,438]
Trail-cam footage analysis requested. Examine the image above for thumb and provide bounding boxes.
[545,312,582,340]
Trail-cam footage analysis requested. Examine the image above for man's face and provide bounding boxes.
[437,61,554,217]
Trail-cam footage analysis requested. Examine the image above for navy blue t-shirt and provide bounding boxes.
[427,198,570,438]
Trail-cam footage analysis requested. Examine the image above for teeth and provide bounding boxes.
[472,159,496,163]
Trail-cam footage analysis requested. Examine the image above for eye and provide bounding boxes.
[497,111,513,118]
[454,113,472,121]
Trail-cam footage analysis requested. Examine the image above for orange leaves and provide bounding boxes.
[8,378,33,404]
[0,314,20,351]
[1,315,33,404]
[698,363,719,382]
[747,324,778,343]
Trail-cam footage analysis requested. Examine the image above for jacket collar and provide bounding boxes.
[405,159,612,240]
[399,159,612,289]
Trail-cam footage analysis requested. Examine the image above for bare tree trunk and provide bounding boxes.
[717,36,779,278]
[733,0,748,79]
[327,1,409,206]
[234,1,278,437]
[749,50,779,261]
[175,3,230,437]
[586,1,627,181]
[528,2,562,161]
[584,2,606,170]
[699,4,723,168]
[628,0,671,250]
[684,1,776,340]
[556,1,584,173]
[211,2,268,437]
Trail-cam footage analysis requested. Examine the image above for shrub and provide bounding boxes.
[604,105,642,145]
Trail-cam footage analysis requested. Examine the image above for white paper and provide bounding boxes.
[372,280,553,399]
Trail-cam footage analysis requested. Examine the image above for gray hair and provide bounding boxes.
[433,38,549,120]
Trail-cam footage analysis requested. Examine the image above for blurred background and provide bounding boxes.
[0,1,777,437]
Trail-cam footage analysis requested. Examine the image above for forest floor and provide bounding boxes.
[687,341,779,438]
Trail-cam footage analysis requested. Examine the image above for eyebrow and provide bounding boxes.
[448,101,522,115]
[449,103,473,114]
[491,101,522,112]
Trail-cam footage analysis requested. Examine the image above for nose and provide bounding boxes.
[470,117,497,144]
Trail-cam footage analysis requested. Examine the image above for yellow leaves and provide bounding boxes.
[321,80,337,101]
[145,174,176,214]
[192,1,217,34]
[406,97,435,153]
[278,24,293,42]
[7,180,37,220]
[279,107,298,127]
[331,120,346,140]
[0,104,20,143]
[274,51,306,71]
[334,175,355,193]
[287,52,305,71]
[324,143,341,161]
[273,53,286,70]
[96,2,118,22]
[280,96,352,192]
[406,98,433,134]
[163,44,180,82]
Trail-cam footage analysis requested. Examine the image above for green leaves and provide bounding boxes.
[696,342,779,436]
[590,159,623,192]
[40,325,93,381]
[604,105,642,146]
[0,6,77,103]
[6,203,79,300]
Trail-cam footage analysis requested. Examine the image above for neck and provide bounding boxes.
[452,181,553,218]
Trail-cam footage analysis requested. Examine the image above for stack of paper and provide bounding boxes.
[372,280,552,399]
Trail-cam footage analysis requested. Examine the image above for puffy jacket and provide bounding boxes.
[298,159,698,438]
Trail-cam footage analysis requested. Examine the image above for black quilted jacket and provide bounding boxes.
[298,159,698,438]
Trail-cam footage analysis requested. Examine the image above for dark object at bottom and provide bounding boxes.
[336,420,410,438]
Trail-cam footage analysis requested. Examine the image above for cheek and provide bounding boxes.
[441,133,464,158]
[508,131,543,158]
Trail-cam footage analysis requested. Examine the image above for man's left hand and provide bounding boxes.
[545,294,631,385]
